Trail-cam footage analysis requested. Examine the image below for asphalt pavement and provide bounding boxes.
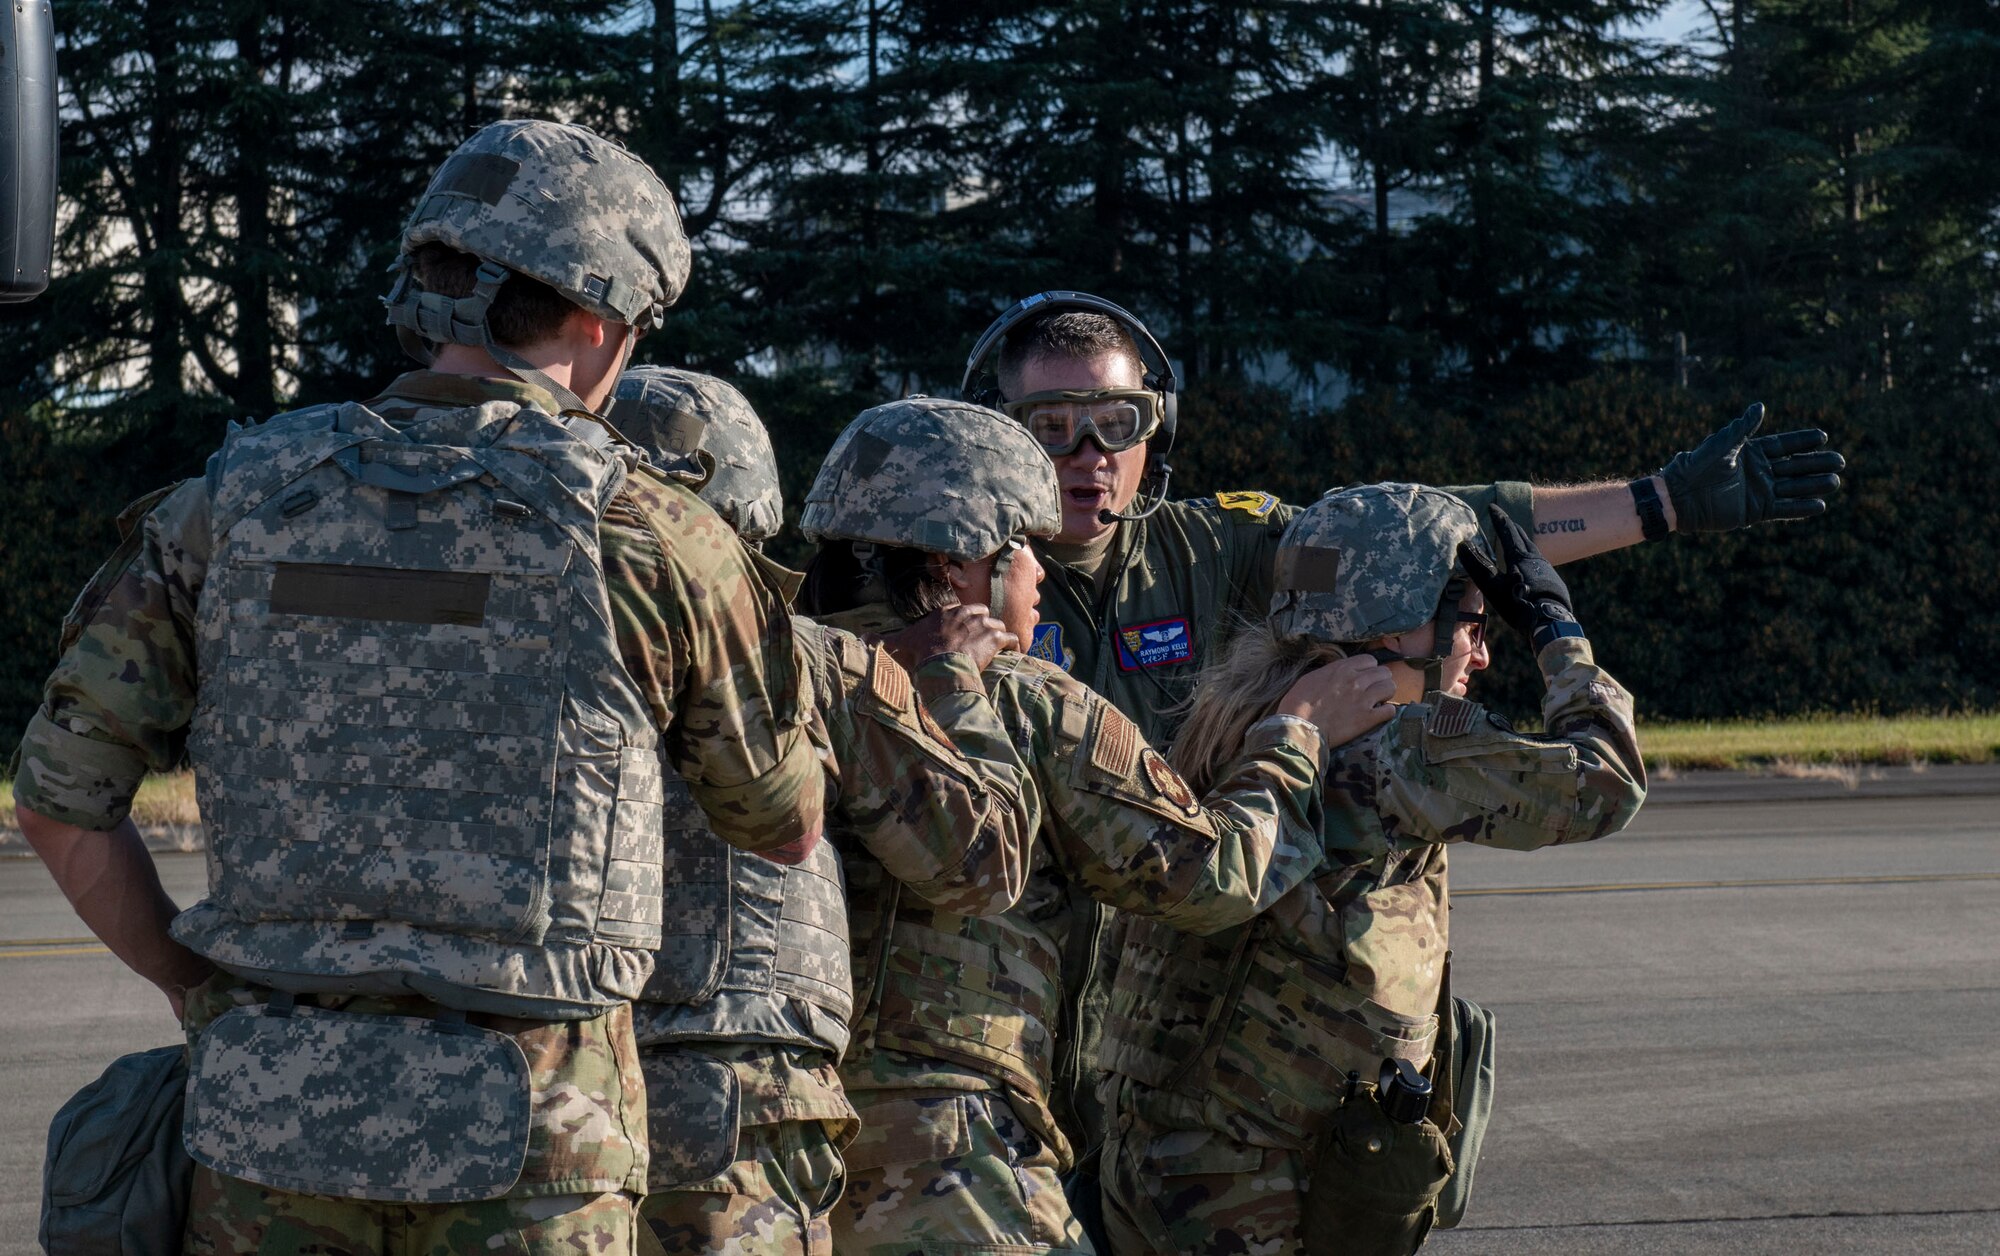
[1,779,1995,1254]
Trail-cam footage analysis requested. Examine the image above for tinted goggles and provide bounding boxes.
[1003,388,1163,456]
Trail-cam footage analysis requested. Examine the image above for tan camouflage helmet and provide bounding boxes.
[798,397,1061,561]
[607,366,784,544]
[1269,482,1491,644]
[385,119,690,349]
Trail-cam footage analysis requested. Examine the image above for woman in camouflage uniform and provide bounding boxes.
[1098,484,1648,1256]
[791,397,1396,1255]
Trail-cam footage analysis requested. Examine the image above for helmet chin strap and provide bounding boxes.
[1365,577,1468,698]
[986,543,1015,623]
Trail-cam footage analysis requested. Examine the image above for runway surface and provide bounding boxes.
[2,784,1995,1253]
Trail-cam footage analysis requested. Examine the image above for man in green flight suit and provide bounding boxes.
[956,289,1848,1200]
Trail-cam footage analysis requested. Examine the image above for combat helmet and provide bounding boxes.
[383,119,691,415]
[1270,483,1492,692]
[799,397,1061,562]
[608,367,783,545]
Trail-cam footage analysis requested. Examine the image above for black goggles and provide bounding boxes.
[1002,388,1164,456]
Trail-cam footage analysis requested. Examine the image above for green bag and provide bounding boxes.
[41,1045,194,1256]
[1434,994,1497,1229]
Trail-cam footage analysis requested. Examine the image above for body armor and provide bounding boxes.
[630,617,861,1057]
[173,398,666,1020]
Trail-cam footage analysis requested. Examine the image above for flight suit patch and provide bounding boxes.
[1215,490,1279,520]
[1115,616,1194,671]
[1141,748,1200,815]
[1029,622,1073,671]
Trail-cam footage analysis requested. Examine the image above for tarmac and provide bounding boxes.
[2,766,1996,1252]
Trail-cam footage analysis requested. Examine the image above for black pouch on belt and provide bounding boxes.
[1300,1075,1455,1256]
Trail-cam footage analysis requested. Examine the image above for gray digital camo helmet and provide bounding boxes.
[608,367,784,544]
[799,397,1061,561]
[1270,483,1490,645]
[384,119,691,409]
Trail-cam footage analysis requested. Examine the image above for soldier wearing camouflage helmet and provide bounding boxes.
[608,366,784,545]
[604,366,1041,1254]
[14,120,822,1253]
[793,397,1367,1255]
[1098,482,1648,1256]
[966,298,1843,1175]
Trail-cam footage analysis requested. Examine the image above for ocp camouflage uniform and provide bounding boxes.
[1097,506,1646,1256]
[604,367,1038,1256]
[635,624,1035,1255]
[819,604,1328,1256]
[12,370,822,1252]
[1027,483,1535,1156]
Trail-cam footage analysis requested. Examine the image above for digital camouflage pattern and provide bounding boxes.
[799,397,1062,561]
[1101,636,1646,1253]
[1269,483,1491,645]
[819,597,1326,1247]
[640,1056,844,1256]
[167,380,671,1020]
[610,366,784,543]
[182,1174,638,1256]
[179,972,644,1224]
[184,1003,532,1202]
[394,119,690,329]
[835,1088,1090,1255]
[12,372,821,854]
[1025,482,1533,1148]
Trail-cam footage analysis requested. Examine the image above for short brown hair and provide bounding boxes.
[997,311,1145,399]
[407,241,579,349]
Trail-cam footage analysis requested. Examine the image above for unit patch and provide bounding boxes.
[1141,748,1199,815]
[1115,616,1195,671]
[1029,621,1073,671]
[1215,490,1280,520]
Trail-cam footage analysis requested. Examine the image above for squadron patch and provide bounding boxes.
[1115,616,1194,671]
[1141,748,1200,815]
[1215,490,1280,520]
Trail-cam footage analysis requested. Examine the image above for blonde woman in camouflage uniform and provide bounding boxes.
[1098,484,1648,1255]
[15,122,825,1253]
[793,397,1401,1254]
[608,367,1037,1255]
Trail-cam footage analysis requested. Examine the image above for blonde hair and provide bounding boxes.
[1169,618,1345,797]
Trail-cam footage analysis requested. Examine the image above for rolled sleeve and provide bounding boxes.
[12,712,153,829]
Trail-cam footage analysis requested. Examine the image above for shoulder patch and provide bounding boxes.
[1215,490,1280,520]
[1090,705,1141,780]
[1141,748,1200,815]
[866,644,911,713]
[1028,621,1072,671]
[1424,694,1480,738]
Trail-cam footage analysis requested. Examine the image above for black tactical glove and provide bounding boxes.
[1660,402,1846,532]
[1459,505,1584,651]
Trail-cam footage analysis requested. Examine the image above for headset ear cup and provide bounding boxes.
[1156,388,1177,457]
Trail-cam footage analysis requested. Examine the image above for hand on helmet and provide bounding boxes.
[880,604,1018,674]
[1460,506,1580,644]
[1661,403,1846,532]
[1276,654,1398,747]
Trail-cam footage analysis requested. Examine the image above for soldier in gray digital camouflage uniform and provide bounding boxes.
[1097,484,1648,1256]
[791,397,1393,1255]
[606,366,1038,1255]
[13,120,824,1254]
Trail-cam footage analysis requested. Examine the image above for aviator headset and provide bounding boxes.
[961,291,1179,524]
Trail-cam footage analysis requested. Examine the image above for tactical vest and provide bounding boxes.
[172,399,666,1020]
[632,621,855,1055]
[1104,811,1449,1145]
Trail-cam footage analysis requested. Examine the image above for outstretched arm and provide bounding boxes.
[1528,403,1844,565]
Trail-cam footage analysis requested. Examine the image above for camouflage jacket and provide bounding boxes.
[1104,637,1647,1148]
[826,603,1326,1168]
[1024,481,1532,1146]
[13,371,822,856]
